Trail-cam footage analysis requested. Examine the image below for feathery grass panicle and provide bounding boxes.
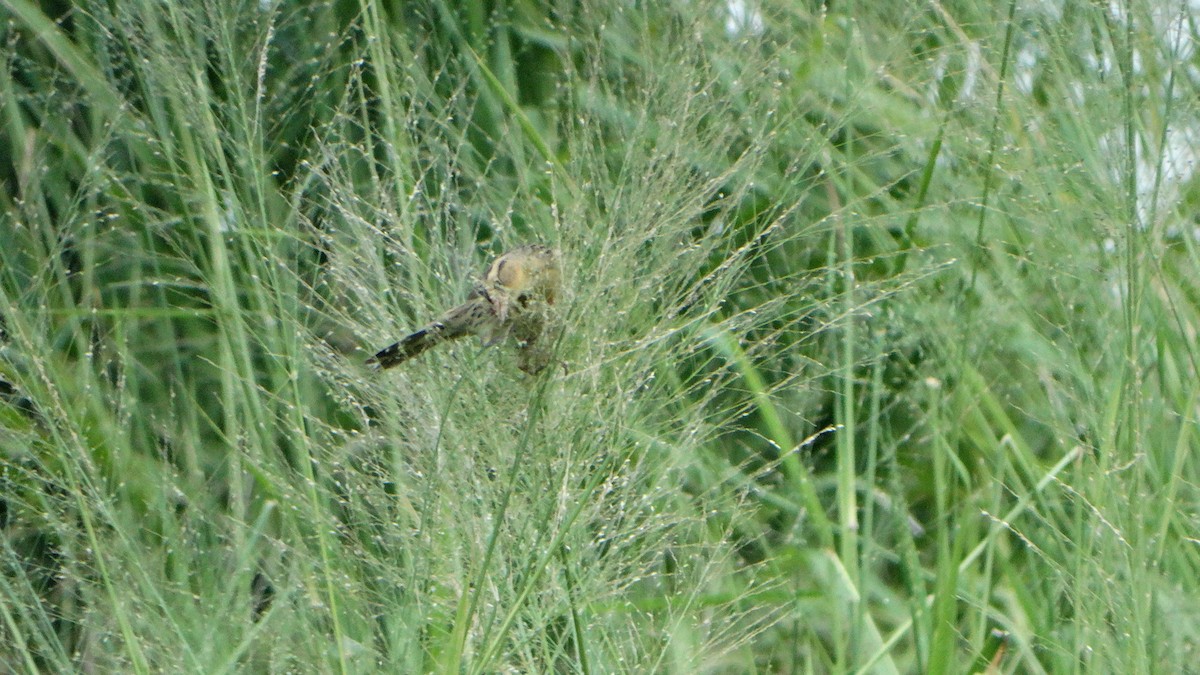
[2,0,1200,672]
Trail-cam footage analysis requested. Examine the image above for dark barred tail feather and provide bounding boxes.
[367,295,494,370]
[367,326,440,369]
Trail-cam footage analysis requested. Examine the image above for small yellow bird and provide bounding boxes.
[368,245,561,374]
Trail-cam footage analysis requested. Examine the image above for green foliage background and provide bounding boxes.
[2,0,1199,672]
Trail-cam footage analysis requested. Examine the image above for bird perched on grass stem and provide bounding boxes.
[368,245,561,374]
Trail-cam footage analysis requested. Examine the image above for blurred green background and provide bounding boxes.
[2,0,1198,672]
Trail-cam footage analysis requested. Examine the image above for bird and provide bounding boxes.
[368,245,561,374]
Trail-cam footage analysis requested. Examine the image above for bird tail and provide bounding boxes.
[367,326,443,369]
[367,297,488,369]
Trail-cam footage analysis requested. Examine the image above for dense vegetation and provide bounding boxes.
[2,0,1198,672]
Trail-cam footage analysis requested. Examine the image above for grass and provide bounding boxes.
[2,0,1200,672]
